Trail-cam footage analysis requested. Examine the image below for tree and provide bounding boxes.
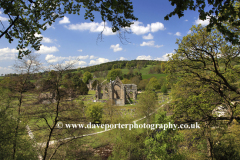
[0,0,138,58]
[165,0,240,45]
[138,90,158,124]
[112,64,117,69]
[144,110,184,160]
[138,79,149,90]
[82,71,93,84]
[0,87,38,159]
[166,24,240,159]
[107,68,123,81]
[126,62,131,69]
[122,78,131,84]
[146,77,161,90]
[161,85,168,94]
[131,76,141,86]
[72,74,89,95]
[167,24,240,124]
[85,102,103,124]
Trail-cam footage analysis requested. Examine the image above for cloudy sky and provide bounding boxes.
[0,0,211,74]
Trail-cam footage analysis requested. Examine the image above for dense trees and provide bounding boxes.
[167,24,240,123]
[107,68,123,80]
[82,71,93,84]
[144,110,184,160]
[166,24,240,159]
[146,77,161,90]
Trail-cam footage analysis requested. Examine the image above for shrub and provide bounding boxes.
[85,103,103,124]
[161,85,168,94]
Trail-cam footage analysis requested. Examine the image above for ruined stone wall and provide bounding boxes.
[94,77,137,105]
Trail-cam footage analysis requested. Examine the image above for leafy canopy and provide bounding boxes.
[165,0,240,45]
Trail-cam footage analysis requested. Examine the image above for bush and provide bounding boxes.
[85,103,103,124]
[161,85,168,94]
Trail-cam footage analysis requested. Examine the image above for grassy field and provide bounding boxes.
[117,65,168,80]
[142,73,167,79]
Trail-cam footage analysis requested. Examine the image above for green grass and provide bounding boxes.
[88,90,96,95]
[142,73,167,79]
[121,65,153,75]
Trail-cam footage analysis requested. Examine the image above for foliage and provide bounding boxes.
[166,24,240,123]
[82,71,93,84]
[161,85,168,94]
[107,68,123,81]
[138,79,149,90]
[130,76,141,86]
[144,110,185,160]
[0,87,38,159]
[109,129,147,160]
[92,80,98,90]
[138,90,158,123]
[85,102,103,124]
[165,24,240,159]
[146,77,161,90]
[102,99,115,123]
[122,78,131,84]
[112,64,117,69]
[1,0,138,58]
[165,0,240,45]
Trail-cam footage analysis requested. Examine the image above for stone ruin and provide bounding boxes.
[87,79,97,90]
[95,77,137,106]
[38,92,56,104]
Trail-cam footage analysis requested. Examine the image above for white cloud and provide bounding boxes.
[0,66,14,74]
[155,51,175,61]
[140,41,154,46]
[45,23,55,29]
[59,16,70,24]
[151,22,165,32]
[168,32,172,35]
[130,21,150,35]
[119,57,127,60]
[45,54,89,63]
[154,45,164,48]
[0,47,18,61]
[129,21,165,35]
[63,60,87,68]
[195,16,210,26]
[0,16,8,21]
[110,44,122,52]
[77,55,89,60]
[89,58,110,65]
[136,55,152,60]
[142,33,153,40]
[0,11,8,21]
[42,37,52,43]
[185,20,188,22]
[140,41,163,48]
[174,32,181,36]
[187,30,192,34]
[66,22,116,36]
[78,49,83,52]
[35,45,59,54]
[34,33,53,43]
[90,55,98,59]
[45,54,65,63]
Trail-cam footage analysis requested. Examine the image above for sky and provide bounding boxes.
[0,0,211,75]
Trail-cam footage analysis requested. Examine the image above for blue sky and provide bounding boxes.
[0,0,211,74]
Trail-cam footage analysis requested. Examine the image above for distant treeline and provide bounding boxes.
[78,60,163,73]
